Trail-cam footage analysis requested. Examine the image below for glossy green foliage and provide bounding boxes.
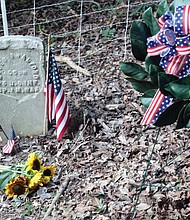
[119,61,148,80]
[130,21,151,61]
[142,7,160,35]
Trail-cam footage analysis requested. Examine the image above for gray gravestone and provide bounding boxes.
[0,36,45,140]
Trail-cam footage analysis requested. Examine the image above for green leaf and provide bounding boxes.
[149,64,164,86]
[131,3,154,16]
[127,78,156,93]
[156,0,169,18]
[145,55,161,72]
[181,103,190,128]
[174,0,190,6]
[158,72,178,97]
[184,103,190,128]
[165,76,190,100]
[154,101,185,127]
[141,89,157,108]
[142,7,160,35]
[130,20,151,61]
[102,27,116,38]
[176,103,190,129]
[0,171,13,190]
[131,5,143,16]
[131,39,148,61]
[186,120,190,128]
[169,2,175,13]
[119,61,148,80]
[0,170,11,180]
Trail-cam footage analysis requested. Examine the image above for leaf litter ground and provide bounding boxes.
[0,0,189,219]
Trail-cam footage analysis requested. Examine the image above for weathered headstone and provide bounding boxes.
[0,36,45,140]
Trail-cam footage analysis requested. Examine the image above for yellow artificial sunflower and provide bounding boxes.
[41,176,51,185]
[25,152,42,173]
[28,172,43,190]
[5,176,29,198]
[41,166,56,184]
[42,166,56,177]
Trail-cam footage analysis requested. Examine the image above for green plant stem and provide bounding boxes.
[4,169,28,175]
[0,165,11,171]
[0,164,29,177]
[130,127,160,220]
[155,145,190,175]
[144,183,190,192]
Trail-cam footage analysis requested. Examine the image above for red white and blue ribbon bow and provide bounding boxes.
[141,6,190,125]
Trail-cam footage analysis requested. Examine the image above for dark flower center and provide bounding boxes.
[32,159,40,171]
[12,184,25,195]
[43,169,51,176]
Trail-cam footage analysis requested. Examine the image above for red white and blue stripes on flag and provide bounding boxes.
[45,48,70,140]
[3,127,17,154]
[141,6,190,125]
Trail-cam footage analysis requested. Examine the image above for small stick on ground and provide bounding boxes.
[70,118,90,153]
[43,176,70,219]
[55,55,90,76]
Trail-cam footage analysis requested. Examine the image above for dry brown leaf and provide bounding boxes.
[136,203,151,211]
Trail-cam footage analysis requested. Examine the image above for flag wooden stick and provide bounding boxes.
[0,125,8,139]
[1,0,8,36]
[43,34,51,135]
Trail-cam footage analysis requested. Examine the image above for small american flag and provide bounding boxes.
[44,48,70,140]
[2,127,17,154]
[174,6,190,36]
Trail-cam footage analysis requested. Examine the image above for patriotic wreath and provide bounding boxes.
[120,0,190,128]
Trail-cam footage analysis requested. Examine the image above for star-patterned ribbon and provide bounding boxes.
[141,6,190,125]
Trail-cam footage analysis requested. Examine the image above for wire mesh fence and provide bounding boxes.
[0,0,159,65]
[0,0,190,219]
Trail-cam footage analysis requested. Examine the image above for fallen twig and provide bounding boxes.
[43,176,70,219]
[71,140,89,153]
[70,118,90,153]
[54,55,90,76]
